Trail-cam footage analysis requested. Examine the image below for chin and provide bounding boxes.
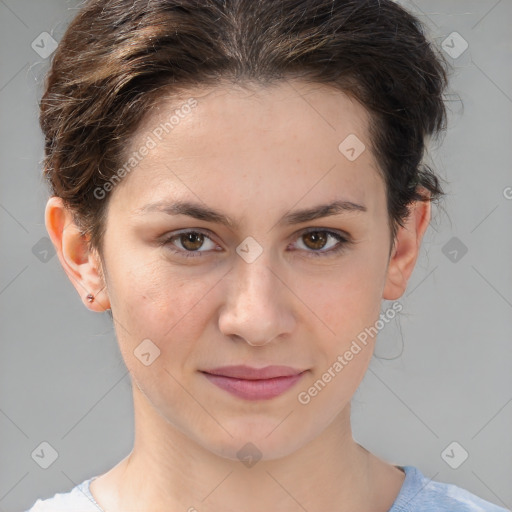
[192,417,312,463]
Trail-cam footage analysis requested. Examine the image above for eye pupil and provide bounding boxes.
[303,231,327,250]
[181,232,204,250]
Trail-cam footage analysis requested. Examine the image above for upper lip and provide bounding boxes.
[202,365,306,380]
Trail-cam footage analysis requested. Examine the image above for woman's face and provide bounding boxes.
[73,80,415,461]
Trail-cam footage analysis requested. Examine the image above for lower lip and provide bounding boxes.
[201,371,307,400]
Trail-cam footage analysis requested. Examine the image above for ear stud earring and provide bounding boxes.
[86,293,95,303]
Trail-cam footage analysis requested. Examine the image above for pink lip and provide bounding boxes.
[203,365,305,379]
[201,365,308,400]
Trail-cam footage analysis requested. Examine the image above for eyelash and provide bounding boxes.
[160,228,351,259]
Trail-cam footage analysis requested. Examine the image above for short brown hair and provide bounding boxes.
[40,0,450,256]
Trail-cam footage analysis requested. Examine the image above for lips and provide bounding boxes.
[201,365,305,380]
[200,365,308,400]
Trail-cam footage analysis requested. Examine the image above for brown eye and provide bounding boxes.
[293,229,350,258]
[180,232,205,251]
[162,230,218,258]
[302,231,329,251]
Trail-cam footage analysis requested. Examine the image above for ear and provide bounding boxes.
[382,192,431,301]
[45,196,111,312]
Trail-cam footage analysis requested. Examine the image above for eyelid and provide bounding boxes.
[289,227,351,257]
[161,226,352,258]
[160,228,220,255]
[298,226,352,241]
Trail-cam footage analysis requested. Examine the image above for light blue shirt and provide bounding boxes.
[25,465,510,511]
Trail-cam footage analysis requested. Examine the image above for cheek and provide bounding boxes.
[298,254,386,340]
[295,251,388,405]
[108,254,225,366]
[109,249,201,323]
[109,262,212,406]
[295,269,381,411]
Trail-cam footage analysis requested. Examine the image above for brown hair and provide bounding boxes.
[40,0,450,257]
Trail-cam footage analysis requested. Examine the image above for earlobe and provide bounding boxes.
[382,196,431,301]
[45,196,111,312]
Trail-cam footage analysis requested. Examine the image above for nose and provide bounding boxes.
[218,251,296,347]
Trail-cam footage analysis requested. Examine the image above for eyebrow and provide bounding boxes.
[135,198,367,230]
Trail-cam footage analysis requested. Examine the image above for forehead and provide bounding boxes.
[112,80,385,217]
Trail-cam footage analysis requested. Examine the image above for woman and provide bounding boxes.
[26,0,509,511]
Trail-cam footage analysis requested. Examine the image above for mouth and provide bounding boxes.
[200,365,308,401]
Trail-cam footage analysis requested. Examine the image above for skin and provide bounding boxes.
[45,79,430,512]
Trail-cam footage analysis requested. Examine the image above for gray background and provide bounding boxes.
[1,0,511,511]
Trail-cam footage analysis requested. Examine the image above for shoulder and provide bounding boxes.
[25,477,102,512]
[390,465,510,512]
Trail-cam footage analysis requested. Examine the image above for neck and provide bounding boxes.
[95,384,402,512]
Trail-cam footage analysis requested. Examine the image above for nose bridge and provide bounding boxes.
[234,233,278,295]
[236,247,276,302]
[218,239,294,346]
